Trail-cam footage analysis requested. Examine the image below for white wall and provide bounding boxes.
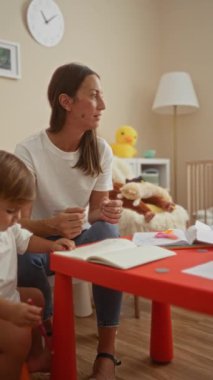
[156,0,213,204]
[0,0,159,155]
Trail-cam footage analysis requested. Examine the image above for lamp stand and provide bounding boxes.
[152,72,199,202]
[172,105,177,202]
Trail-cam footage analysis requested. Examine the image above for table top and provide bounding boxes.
[51,246,213,316]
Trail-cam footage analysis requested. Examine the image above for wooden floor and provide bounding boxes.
[75,295,213,380]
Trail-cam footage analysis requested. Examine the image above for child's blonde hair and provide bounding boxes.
[0,150,35,202]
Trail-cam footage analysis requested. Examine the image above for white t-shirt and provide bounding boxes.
[0,224,32,302]
[15,131,113,226]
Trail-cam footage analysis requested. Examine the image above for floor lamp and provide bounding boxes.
[152,71,199,201]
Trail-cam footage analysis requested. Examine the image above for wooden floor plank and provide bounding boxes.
[75,295,213,380]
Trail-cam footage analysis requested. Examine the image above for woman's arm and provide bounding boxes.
[88,190,123,225]
[20,203,85,239]
[19,217,58,237]
[20,202,54,237]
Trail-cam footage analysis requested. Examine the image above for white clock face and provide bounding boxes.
[27,0,64,47]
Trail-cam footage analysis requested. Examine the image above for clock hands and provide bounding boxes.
[46,14,58,23]
[40,10,58,24]
[40,10,48,23]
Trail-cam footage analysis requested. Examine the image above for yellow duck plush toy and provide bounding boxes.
[111,125,138,158]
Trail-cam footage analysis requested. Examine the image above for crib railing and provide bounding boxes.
[187,160,213,225]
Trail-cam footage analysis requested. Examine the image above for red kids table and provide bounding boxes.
[50,246,213,380]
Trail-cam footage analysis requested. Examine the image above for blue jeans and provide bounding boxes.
[18,222,123,326]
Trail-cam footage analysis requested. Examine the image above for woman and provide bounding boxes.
[15,63,123,380]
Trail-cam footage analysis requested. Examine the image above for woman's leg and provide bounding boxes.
[0,318,31,380]
[75,222,123,379]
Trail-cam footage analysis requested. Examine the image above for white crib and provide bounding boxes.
[187,160,213,225]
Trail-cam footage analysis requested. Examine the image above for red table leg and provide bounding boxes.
[51,274,77,380]
[150,301,173,363]
[20,363,30,380]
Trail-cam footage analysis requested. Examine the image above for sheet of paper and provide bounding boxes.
[132,230,188,246]
[182,261,213,280]
[195,220,213,230]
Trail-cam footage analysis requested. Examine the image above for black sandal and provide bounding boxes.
[96,352,122,366]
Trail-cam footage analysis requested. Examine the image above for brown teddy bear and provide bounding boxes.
[110,181,175,222]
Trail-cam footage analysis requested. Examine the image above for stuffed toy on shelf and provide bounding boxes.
[110,125,138,158]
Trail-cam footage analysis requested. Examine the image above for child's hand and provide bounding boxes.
[52,238,76,251]
[9,302,42,327]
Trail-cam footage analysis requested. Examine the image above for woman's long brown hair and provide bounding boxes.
[47,63,102,176]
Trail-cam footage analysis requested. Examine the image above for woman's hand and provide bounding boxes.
[52,238,76,251]
[100,198,123,224]
[9,302,42,328]
[49,207,85,239]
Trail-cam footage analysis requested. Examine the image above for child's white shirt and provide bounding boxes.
[0,224,32,302]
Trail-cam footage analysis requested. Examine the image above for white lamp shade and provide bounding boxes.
[152,72,199,115]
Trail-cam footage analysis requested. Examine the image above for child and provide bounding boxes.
[0,150,75,380]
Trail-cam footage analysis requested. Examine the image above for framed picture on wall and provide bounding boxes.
[0,40,21,79]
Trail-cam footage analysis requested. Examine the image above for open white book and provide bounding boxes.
[133,221,213,247]
[53,238,176,269]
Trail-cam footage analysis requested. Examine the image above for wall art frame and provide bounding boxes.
[0,40,21,79]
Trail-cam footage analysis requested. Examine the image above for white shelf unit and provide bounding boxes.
[122,158,170,190]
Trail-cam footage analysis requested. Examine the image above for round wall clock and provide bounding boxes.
[27,0,64,47]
